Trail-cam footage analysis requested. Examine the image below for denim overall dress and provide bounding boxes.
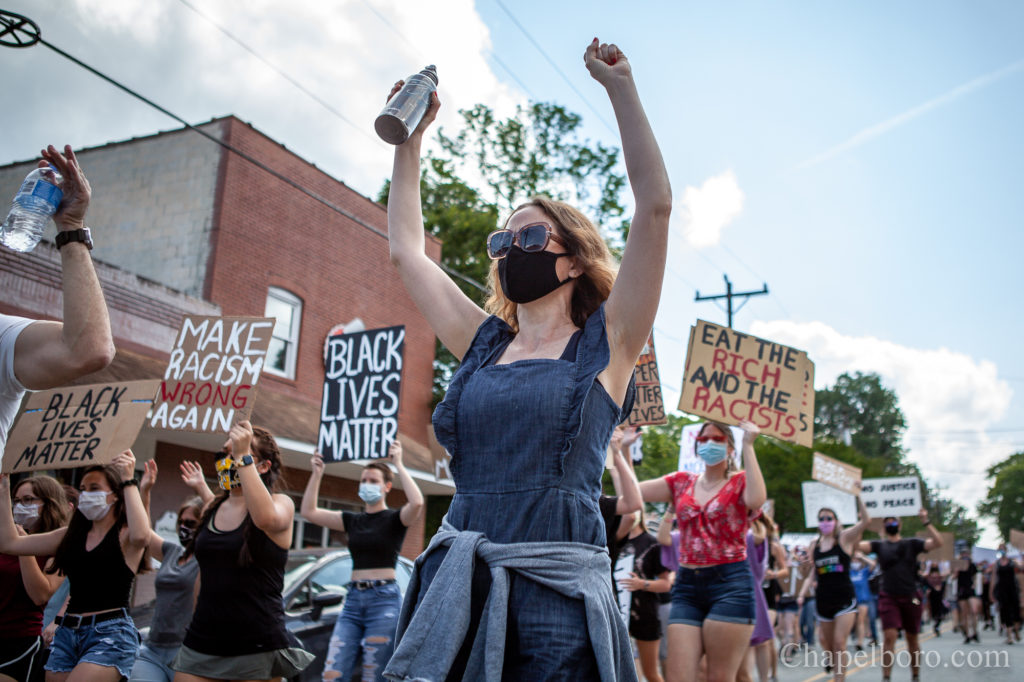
[424,302,635,680]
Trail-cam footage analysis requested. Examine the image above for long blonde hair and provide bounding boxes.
[485,196,617,332]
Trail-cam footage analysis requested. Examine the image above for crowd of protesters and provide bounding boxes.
[4,43,1024,682]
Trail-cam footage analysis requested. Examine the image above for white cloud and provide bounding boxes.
[750,320,1015,533]
[4,0,525,198]
[674,170,744,248]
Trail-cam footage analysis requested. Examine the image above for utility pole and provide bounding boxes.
[695,275,769,328]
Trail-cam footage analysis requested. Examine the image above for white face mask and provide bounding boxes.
[13,503,40,528]
[78,490,112,521]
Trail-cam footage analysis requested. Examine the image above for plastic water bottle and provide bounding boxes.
[375,65,438,145]
[1,165,64,252]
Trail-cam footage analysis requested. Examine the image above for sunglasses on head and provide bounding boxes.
[695,435,727,444]
[486,223,568,259]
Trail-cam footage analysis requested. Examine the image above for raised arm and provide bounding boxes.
[610,429,642,515]
[586,40,672,397]
[840,486,871,552]
[389,441,425,527]
[386,88,486,359]
[738,420,767,510]
[113,450,151,572]
[639,476,672,504]
[919,508,942,551]
[138,459,167,561]
[656,506,675,548]
[13,145,115,390]
[299,453,345,530]
[228,422,294,548]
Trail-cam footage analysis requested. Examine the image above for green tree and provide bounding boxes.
[978,451,1024,541]
[379,101,629,405]
[814,372,908,470]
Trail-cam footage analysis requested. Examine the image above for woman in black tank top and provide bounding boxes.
[300,440,424,682]
[172,421,313,682]
[798,488,870,682]
[0,451,151,681]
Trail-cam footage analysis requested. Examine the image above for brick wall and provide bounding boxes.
[0,122,224,297]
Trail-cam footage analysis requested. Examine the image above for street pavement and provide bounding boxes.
[775,622,1022,682]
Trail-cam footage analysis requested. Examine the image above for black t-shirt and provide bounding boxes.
[870,537,927,596]
[599,495,622,563]
[622,531,670,617]
[956,562,978,596]
[342,509,407,570]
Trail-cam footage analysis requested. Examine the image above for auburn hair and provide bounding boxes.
[14,475,69,534]
[486,196,617,332]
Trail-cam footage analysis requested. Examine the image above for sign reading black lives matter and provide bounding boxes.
[319,325,405,461]
[3,380,162,474]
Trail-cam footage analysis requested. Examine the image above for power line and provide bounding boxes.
[491,0,618,136]
[6,20,488,294]
[695,274,769,328]
[173,0,383,149]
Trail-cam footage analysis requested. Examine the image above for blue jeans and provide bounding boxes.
[324,582,401,682]
[668,561,756,626]
[128,642,180,682]
[46,613,141,679]
[867,596,879,642]
[800,598,816,645]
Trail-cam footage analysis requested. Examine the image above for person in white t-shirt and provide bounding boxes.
[1,144,115,452]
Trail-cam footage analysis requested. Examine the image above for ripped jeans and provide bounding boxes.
[323,581,401,682]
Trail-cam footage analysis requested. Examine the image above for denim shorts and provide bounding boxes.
[46,612,141,678]
[669,561,756,627]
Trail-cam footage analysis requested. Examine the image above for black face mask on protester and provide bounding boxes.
[497,246,574,304]
[885,521,900,536]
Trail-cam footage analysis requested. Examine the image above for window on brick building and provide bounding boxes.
[264,287,302,379]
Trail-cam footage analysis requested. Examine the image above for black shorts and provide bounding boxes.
[630,605,663,642]
[816,595,858,622]
[0,635,43,682]
[957,589,979,602]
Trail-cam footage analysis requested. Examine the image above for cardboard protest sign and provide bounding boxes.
[801,481,858,528]
[3,380,161,474]
[627,334,667,426]
[812,452,862,495]
[149,316,274,433]
[1010,529,1024,553]
[860,476,922,518]
[319,325,405,461]
[678,320,814,447]
[917,531,955,564]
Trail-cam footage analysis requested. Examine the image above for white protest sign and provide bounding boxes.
[860,476,922,518]
[801,480,858,528]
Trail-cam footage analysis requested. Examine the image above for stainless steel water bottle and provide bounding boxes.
[375,65,438,145]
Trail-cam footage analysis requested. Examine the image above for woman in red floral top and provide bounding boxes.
[640,420,766,682]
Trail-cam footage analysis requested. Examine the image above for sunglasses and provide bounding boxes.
[695,435,727,444]
[486,223,568,259]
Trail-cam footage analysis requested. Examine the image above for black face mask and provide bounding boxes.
[885,522,900,536]
[178,524,197,546]
[497,246,574,304]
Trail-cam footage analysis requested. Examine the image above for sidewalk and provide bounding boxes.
[776,622,1021,682]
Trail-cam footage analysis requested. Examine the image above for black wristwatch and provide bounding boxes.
[55,227,94,251]
[119,478,139,490]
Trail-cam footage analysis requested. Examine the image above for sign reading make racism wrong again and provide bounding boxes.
[149,316,275,433]
[319,325,405,462]
[4,380,162,474]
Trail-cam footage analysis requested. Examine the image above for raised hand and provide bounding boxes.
[225,421,254,460]
[584,38,632,86]
[180,461,206,489]
[140,459,158,494]
[738,420,760,448]
[311,453,325,477]
[388,440,404,468]
[111,449,137,483]
[386,80,440,139]
[39,145,91,231]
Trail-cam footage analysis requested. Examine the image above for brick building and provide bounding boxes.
[0,116,453,562]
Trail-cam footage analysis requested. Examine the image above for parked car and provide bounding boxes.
[283,547,415,682]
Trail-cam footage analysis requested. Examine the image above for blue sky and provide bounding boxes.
[2,1,1021,542]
